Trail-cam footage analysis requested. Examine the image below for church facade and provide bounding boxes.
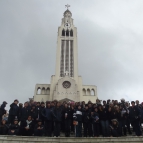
[33,6,98,103]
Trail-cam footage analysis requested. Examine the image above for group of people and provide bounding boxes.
[0,98,143,137]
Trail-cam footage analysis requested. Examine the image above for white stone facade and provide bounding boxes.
[33,7,98,103]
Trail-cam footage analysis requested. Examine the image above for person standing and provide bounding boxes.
[19,102,29,123]
[73,105,83,137]
[8,99,19,124]
[129,101,142,136]
[83,104,91,137]
[42,102,53,137]
[0,101,7,122]
[62,103,72,137]
[92,107,100,137]
[98,104,109,137]
[52,102,62,137]
[29,105,38,125]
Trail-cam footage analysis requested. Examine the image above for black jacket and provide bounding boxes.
[73,109,83,122]
[0,123,9,135]
[34,124,45,133]
[98,109,108,121]
[9,103,19,116]
[52,107,62,122]
[20,120,34,135]
[129,106,141,122]
[42,107,53,121]
[62,107,73,120]
[83,109,91,123]
[19,107,30,122]
[92,112,100,123]
[0,103,6,116]
[9,124,19,130]
[29,109,38,120]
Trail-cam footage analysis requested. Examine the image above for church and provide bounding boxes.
[33,5,98,103]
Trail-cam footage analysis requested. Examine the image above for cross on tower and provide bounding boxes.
[65,4,70,9]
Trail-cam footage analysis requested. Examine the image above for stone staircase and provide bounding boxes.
[0,136,143,143]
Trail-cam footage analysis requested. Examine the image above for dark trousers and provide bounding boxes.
[34,129,44,136]
[119,120,126,136]
[93,123,100,137]
[45,120,52,136]
[75,121,82,137]
[100,120,109,137]
[0,126,8,135]
[0,115,2,123]
[65,119,71,137]
[54,121,61,137]
[131,119,142,136]
[111,129,120,137]
[126,118,132,134]
[83,122,93,137]
[22,129,33,136]
[71,119,74,132]
[61,120,65,132]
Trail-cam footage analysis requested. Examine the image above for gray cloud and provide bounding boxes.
[0,0,143,110]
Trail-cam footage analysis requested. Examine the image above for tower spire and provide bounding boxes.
[65,4,70,10]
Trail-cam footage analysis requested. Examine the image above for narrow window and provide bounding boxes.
[62,29,65,36]
[37,88,41,94]
[91,89,95,96]
[41,87,45,94]
[82,88,86,95]
[87,89,90,95]
[66,29,69,36]
[70,29,73,37]
[46,88,50,95]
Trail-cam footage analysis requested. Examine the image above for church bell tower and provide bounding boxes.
[55,5,78,80]
[33,5,97,103]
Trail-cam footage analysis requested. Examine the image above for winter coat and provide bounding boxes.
[62,107,73,120]
[19,107,30,122]
[42,107,53,121]
[52,107,62,122]
[0,123,9,135]
[129,106,141,122]
[92,112,100,123]
[73,109,83,122]
[0,103,6,116]
[9,103,19,116]
[82,109,91,123]
[20,120,34,129]
[29,109,38,120]
[98,109,108,121]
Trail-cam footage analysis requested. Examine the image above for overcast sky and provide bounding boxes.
[1,0,143,109]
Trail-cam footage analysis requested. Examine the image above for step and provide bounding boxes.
[0,136,143,143]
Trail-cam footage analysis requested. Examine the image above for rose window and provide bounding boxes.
[62,81,71,88]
